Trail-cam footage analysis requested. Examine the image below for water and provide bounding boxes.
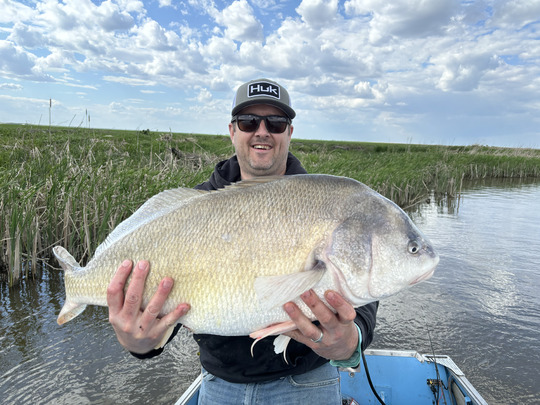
[0,270,200,404]
[1,179,539,404]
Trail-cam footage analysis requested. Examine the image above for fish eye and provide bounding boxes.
[408,240,421,254]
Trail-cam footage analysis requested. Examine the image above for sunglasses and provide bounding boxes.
[232,114,291,134]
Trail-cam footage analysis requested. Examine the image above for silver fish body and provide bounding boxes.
[53,174,439,338]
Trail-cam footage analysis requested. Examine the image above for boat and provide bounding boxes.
[174,349,488,405]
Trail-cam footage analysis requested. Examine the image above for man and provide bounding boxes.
[107,79,378,404]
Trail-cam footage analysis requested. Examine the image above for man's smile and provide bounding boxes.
[252,144,272,150]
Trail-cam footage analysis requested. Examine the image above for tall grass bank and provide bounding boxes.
[2,124,539,286]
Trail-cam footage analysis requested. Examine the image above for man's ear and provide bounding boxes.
[229,122,236,144]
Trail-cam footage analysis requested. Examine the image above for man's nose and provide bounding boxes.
[254,119,270,135]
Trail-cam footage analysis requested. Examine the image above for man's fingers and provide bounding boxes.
[140,277,174,324]
[139,277,191,333]
[160,303,191,329]
[284,301,322,343]
[121,260,149,318]
[324,290,357,324]
[300,289,336,327]
[106,259,191,354]
[107,259,132,313]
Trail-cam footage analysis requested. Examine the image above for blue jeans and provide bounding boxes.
[198,362,341,405]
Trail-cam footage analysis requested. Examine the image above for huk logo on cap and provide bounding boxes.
[248,82,280,99]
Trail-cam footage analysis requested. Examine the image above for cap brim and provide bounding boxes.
[232,99,296,119]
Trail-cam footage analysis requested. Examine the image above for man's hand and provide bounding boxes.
[107,259,190,354]
[283,289,358,361]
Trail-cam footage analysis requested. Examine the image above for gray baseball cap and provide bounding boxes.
[231,78,296,119]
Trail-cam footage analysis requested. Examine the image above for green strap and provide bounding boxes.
[330,323,362,368]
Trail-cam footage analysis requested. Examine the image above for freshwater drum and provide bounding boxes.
[53,174,439,351]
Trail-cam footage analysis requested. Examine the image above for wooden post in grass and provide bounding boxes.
[49,98,52,141]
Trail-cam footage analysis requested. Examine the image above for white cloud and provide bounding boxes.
[0,94,52,104]
[103,75,157,86]
[0,83,23,90]
[96,1,136,31]
[354,81,376,99]
[215,0,263,42]
[8,22,45,49]
[296,0,339,29]
[0,40,53,81]
[345,0,459,44]
[435,52,501,92]
[0,0,36,23]
[491,0,540,28]
[196,88,213,103]
[140,89,165,94]
[133,19,176,51]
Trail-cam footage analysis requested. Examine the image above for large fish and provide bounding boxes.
[53,174,438,349]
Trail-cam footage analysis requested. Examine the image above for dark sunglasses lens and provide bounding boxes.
[265,117,288,133]
[237,116,260,132]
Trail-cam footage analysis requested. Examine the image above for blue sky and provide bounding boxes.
[1,0,539,147]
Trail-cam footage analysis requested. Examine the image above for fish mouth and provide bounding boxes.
[410,251,439,285]
[410,269,435,285]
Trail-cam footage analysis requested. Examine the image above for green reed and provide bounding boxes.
[0,125,231,285]
[1,124,539,285]
[291,141,540,207]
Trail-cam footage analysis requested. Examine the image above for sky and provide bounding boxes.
[1,0,539,148]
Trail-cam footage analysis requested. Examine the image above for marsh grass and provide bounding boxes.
[0,125,232,285]
[1,124,539,285]
[291,140,540,207]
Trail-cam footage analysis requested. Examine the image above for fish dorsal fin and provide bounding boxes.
[222,176,285,190]
[254,261,327,310]
[94,187,207,257]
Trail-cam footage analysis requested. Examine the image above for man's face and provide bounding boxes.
[229,104,293,180]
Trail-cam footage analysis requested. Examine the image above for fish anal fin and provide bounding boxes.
[249,320,297,340]
[254,262,326,310]
[249,320,297,358]
[57,301,87,325]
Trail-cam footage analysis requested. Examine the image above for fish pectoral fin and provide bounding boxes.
[153,324,176,350]
[254,265,326,310]
[57,301,87,325]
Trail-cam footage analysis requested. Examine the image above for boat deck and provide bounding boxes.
[175,349,488,405]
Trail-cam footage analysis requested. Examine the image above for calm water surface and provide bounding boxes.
[1,179,539,404]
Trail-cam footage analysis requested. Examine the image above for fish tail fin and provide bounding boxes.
[57,301,87,325]
[53,246,81,273]
[53,246,87,325]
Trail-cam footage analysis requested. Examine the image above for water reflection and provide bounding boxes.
[1,179,540,404]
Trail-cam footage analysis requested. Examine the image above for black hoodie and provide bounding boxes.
[132,153,378,383]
